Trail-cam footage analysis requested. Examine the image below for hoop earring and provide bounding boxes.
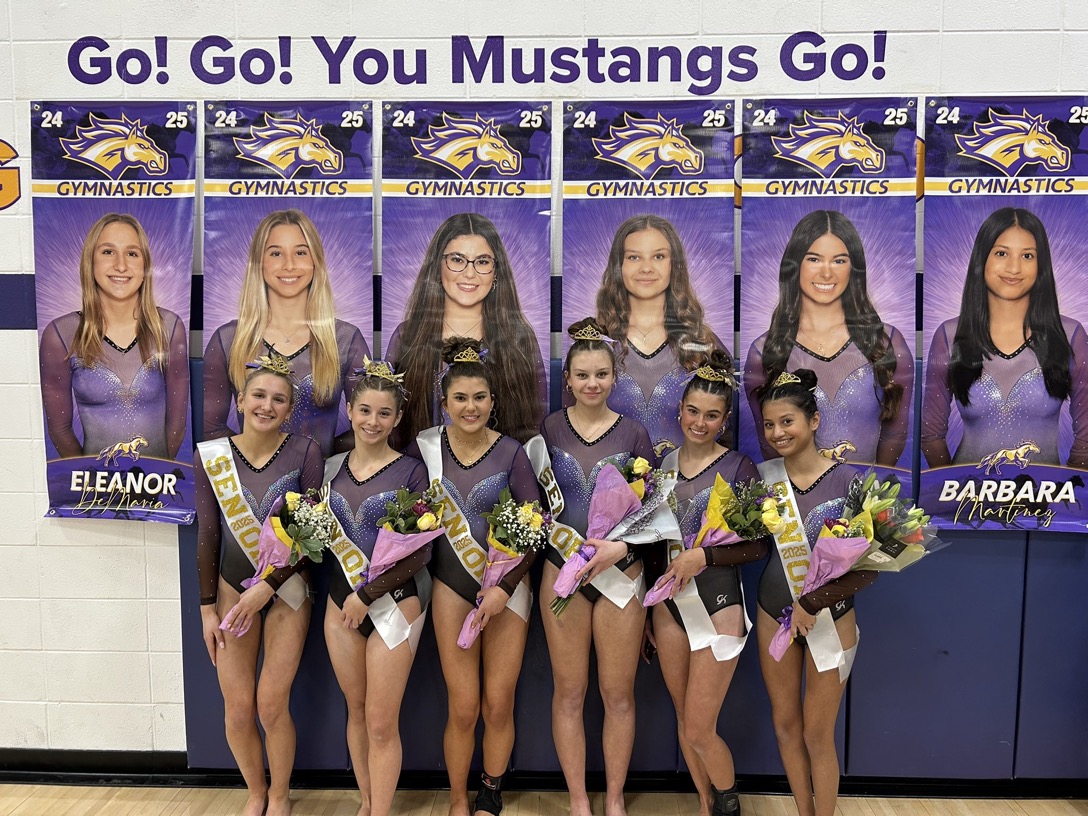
[488,404,498,429]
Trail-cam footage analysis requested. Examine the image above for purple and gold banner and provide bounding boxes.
[562,100,734,456]
[921,96,1088,531]
[201,101,373,457]
[33,101,196,523]
[380,101,550,445]
[738,97,917,493]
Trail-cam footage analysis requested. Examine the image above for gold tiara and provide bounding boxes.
[452,346,483,364]
[570,323,618,344]
[694,363,736,388]
[771,371,802,388]
[361,356,404,385]
[247,354,294,379]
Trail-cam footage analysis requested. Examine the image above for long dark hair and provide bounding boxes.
[596,214,715,368]
[396,213,542,443]
[949,207,1071,405]
[762,210,902,421]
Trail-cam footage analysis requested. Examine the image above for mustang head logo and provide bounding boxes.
[234,113,343,179]
[97,435,150,466]
[818,440,857,464]
[771,112,885,178]
[411,113,521,179]
[60,114,168,181]
[977,441,1041,476]
[592,113,703,180]
[955,109,1070,177]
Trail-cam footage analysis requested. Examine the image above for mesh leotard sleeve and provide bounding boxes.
[40,319,81,457]
[164,312,190,459]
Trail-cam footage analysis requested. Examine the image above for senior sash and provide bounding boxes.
[757,457,858,682]
[322,454,430,652]
[525,435,646,608]
[197,438,307,611]
[661,450,751,662]
[415,427,531,622]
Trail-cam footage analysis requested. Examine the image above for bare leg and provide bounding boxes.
[257,591,310,816]
[325,601,372,816]
[214,579,267,816]
[757,608,813,816]
[802,612,854,816]
[432,581,480,816]
[591,565,645,816]
[540,560,594,816]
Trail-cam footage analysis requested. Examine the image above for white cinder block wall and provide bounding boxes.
[0,0,1082,753]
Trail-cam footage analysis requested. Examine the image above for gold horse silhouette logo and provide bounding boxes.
[771,112,884,178]
[819,440,856,464]
[977,442,1040,476]
[411,113,522,179]
[591,113,704,180]
[234,113,344,179]
[955,109,1070,177]
[97,435,150,466]
[60,114,168,181]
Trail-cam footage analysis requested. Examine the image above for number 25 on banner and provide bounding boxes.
[0,140,20,210]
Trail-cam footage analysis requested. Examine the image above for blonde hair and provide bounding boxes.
[71,213,167,369]
[228,209,340,404]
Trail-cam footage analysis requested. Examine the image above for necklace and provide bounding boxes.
[569,407,611,442]
[450,428,489,464]
[444,317,483,339]
[266,320,307,347]
[797,321,845,355]
[628,322,663,344]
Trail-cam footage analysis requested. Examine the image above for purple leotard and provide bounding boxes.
[607,335,725,456]
[922,316,1088,467]
[385,322,548,444]
[539,410,656,599]
[757,462,875,620]
[40,309,189,459]
[203,319,370,456]
[406,428,539,605]
[665,450,767,629]
[326,454,432,637]
[195,434,324,604]
[745,326,913,466]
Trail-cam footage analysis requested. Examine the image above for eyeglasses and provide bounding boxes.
[443,253,495,275]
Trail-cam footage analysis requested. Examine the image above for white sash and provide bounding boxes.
[197,438,307,611]
[757,458,855,682]
[322,453,429,652]
[661,450,751,662]
[416,427,531,622]
[525,435,645,609]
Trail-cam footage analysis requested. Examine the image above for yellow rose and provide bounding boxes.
[830,523,848,537]
[530,513,543,530]
[761,497,778,513]
[518,504,535,525]
[631,457,651,475]
[630,478,646,501]
[285,491,301,512]
[417,512,438,531]
[761,509,783,533]
[313,502,328,515]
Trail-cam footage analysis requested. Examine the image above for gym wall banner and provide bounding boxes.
[920,95,1088,532]
[738,96,917,494]
[33,100,197,524]
[561,99,734,457]
[380,101,551,445]
[200,100,373,457]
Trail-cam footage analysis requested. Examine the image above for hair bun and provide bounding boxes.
[441,336,483,364]
[793,367,819,392]
[567,317,607,341]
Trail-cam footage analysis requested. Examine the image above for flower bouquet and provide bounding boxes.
[457,488,551,648]
[225,486,338,636]
[643,475,778,606]
[551,457,679,616]
[768,472,946,661]
[362,486,446,591]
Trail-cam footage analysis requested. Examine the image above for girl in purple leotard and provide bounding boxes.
[406,338,540,816]
[195,359,323,816]
[652,350,766,816]
[745,210,911,468]
[755,369,877,816]
[537,319,657,816]
[323,360,433,816]
[39,213,188,459]
[595,214,722,456]
[922,207,1088,468]
[203,209,370,456]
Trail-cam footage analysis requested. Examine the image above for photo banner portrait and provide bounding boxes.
[201,100,373,454]
[739,96,917,493]
[920,95,1088,532]
[562,100,734,456]
[380,101,551,444]
[33,100,196,524]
